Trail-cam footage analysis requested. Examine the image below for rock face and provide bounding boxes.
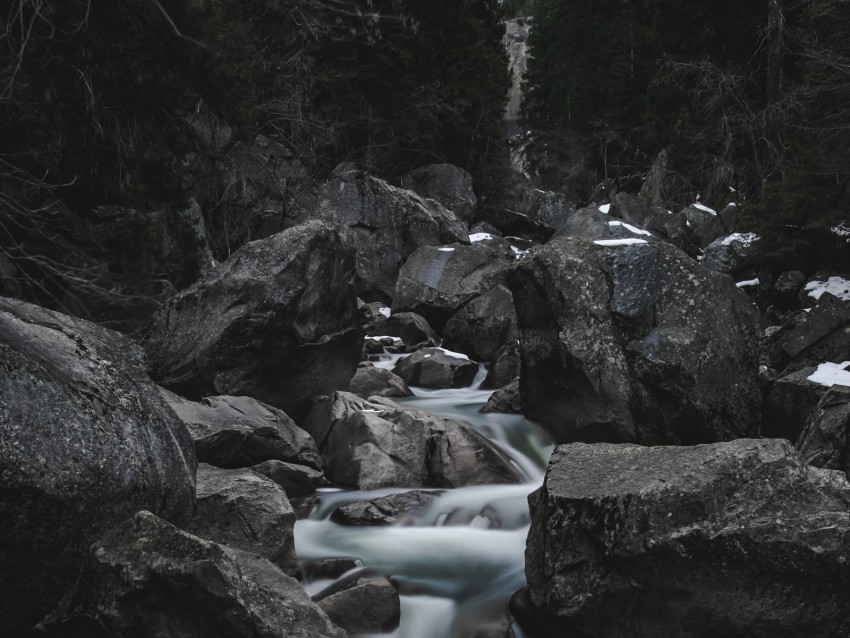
[480,378,522,414]
[0,297,197,634]
[317,578,401,635]
[144,221,361,421]
[394,243,513,330]
[315,165,468,300]
[443,284,518,362]
[796,386,850,475]
[482,340,521,390]
[379,311,441,349]
[187,466,297,575]
[301,392,522,489]
[392,347,479,389]
[508,235,762,444]
[348,365,413,399]
[399,163,477,223]
[162,390,321,470]
[250,460,323,497]
[525,439,850,638]
[50,511,345,638]
[762,366,827,441]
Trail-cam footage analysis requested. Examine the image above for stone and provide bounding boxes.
[250,460,324,498]
[770,270,806,311]
[330,490,444,526]
[680,203,726,248]
[393,243,513,331]
[348,365,413,399]
[315,165,468,299]
[48,511,345,638]
[701,233,759,275]
[162,390,321,470]
[508,234,762,445]
[443,285,518,362]
[524,439,850,637]
[317,578,401,635]
[399,163,477,223]
[763,366,827,441]
[796,386,850,475]
[379,312,441,350]
[144,221,361,421]
[480,378,522,414]
[301,392,522,489]
[392,347,480,389]
[481,340,521,390]
[0,297,196,634]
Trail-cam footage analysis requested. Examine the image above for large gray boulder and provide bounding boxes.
[144,221,361,421]
[796,386,850,476]
[348,365,413,399]
[443,284,518,362]
[317,578,400,635]
[399,163,477,223]
[315,165,468,299]
[0,297,197,634]
[392,347,479,389]
[48,511,345,638]
[394,243,513,331]
[524,439,850,638]
[187,466,298,576]
[250,460,324,498]
[508,235,762,444]
[762,366,827,441]
[162,390,321,470]
[301,392,522,489]
[330,490,444,526]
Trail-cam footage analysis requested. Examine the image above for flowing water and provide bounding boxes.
[295,350,554,638]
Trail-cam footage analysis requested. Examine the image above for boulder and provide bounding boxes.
[508,235,762,444]
[762,366,827,441]
[769,270,806,311]
[524,439,850,638]
[315,165,467,299]
[394,243,513,331]
[0,297,196,634]
[480,378,522,414]
[680,203,726,248]
[443,285,518,362]
[187,466,297,575]
[317,578,401,635]
[481,340,521,390]
[330,490,444,526]
[48,511,345,638]
[399,163,477,223]
[301,392,522,489]
[379,311,441,350]
[701,233,759,275]
[162,390,321,470]
[348,365,413,399]
[144,221,361,421]
[796,386,850,475]
[553,205,654,243]
[250,460,324,498]
[392,347,480,389]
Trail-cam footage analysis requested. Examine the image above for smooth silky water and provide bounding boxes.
[295,350,554,638]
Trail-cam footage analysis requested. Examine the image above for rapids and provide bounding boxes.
[294,350,553,638]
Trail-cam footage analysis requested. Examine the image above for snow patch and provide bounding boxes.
[593,239,649,247]
[365,335,403,342]
[438,247,455,252]
[435,347,470,361]
[736,278,759,288]
[511,245,529,259]
[609,221,651,236]
[378,306,392,318]
[721,233,759,248]
[808,361,850,388]
[804,276,850,301]
[831,223,850,238]
[598,204,611,214]
[469,232,496,243]
[693,202,717,215]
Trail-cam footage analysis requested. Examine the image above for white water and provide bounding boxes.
[295,349,553,638]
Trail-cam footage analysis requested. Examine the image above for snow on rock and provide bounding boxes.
[831,224,850,238]
[736,278,759,288]
[608,221,651,237]
[434,346,471,361]
[721,233,759,248]
[593,238,649,247]
[693,202,717,215]
[469,232,496,243]
[378,306,392,318]
[807,362,850,388]
[438,247,455,252]
[511,245,529,259]
[598,204,611,214]
[804,276,850,302]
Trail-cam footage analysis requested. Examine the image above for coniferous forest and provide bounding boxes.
[4,2,850,638]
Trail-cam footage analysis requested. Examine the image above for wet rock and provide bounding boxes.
[796,386,850,475]
[443,285,518,362]
[0,297,196,634]
[250,460,324,498]
[348,366,413,399]
[392,347,479,389]
[302,558,362,582]
[50,511,345,638]
[301,392,522,489]
[525,439,850,637]
[480,378,522,414]
[393,243,513,331]
[187,465,297,575]
[162,390,321,470]
[317,578,401,635]
[315,165,467,299]
[763,366,827,441]
[330,490,444,526]
[144,221,361,421]
[399,163,477,223]
[379,311,441,350]
[481,340,521,390]
[508,234,762,444]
